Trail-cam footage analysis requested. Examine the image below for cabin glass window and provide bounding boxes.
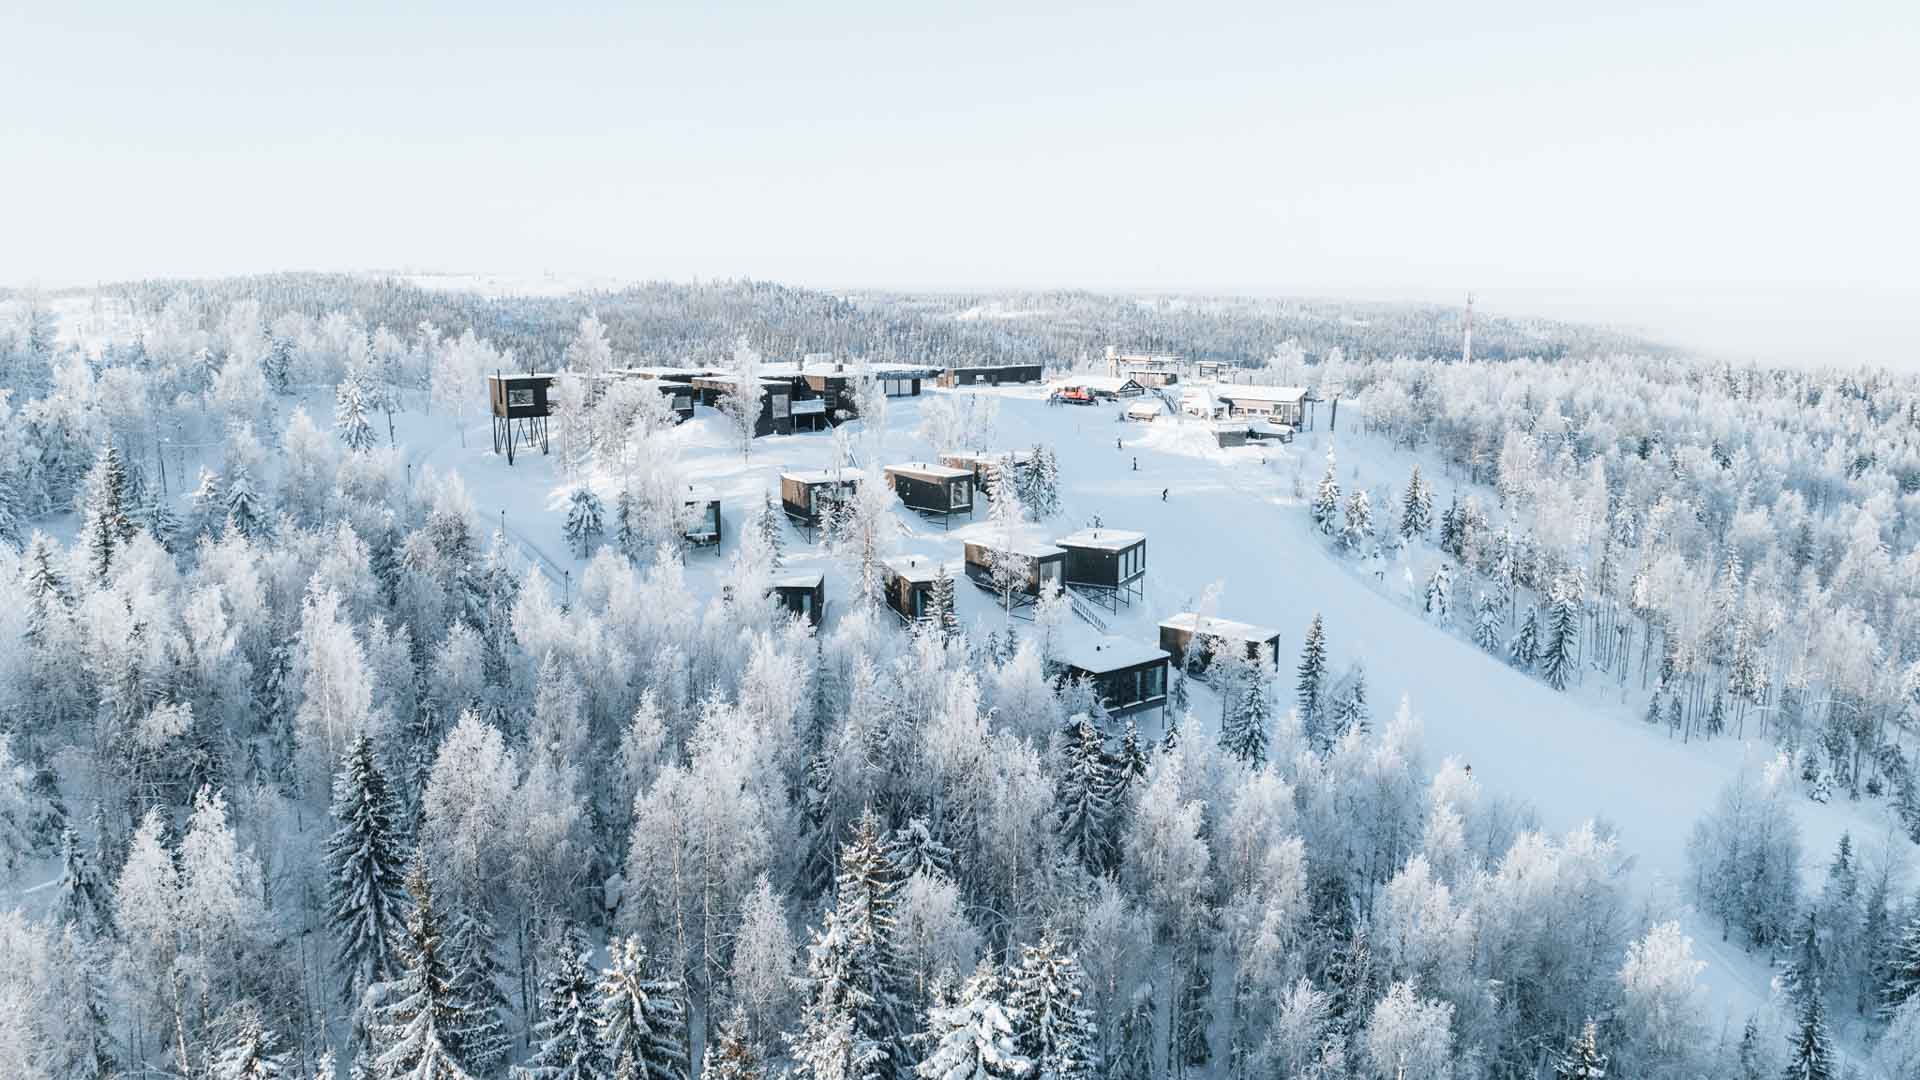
[771,394,789,417]
[950,481,970,510]
[1039,559,1061,588]
[507,388,535,407]
[1144,664,1164,700]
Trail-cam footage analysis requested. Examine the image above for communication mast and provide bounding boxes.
[1462,292,1475,364]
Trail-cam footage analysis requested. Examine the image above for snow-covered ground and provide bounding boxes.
[405,381,1910,1055]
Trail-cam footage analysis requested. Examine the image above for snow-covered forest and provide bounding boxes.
[1,274,1917,1080]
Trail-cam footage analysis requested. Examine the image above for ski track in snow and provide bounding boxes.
[384,384,1908,1066]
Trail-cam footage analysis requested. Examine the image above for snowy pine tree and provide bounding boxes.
[931,566,961,641]
[375,861,479,1080]
[914,960,1032,1080]
[1540,578,1580,690]
[789,808,909,1080]
[1056,718,1116,873]
[616,486,642,562]
[326,732,409,1003]
[225,465,269,541]
[212,1009,289,1080]
[597,936,689,1080]
[443,907,513,1076]
[1781,981,1836,1080]
[55,825,114,939]
[337,374,377,451]
[1399,465,1432,543]
[567,486,606,559]
[1341,489,1371,554]
[705,1009,763,1080]
[1296,614,1328,732]
[756,491,786,569]
[1223,654,1273,769]
[522,924,608,1080]
[1329,662,1370,741]
[1472,590,1502,653]
[1885,907,1920,1014]
[81,444,136,582]
[1423,563,1452,624]
[1509,606,1541,672]
[1006,937,1098,1080]
[1312,449,1340,536]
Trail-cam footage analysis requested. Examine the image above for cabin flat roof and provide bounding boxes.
[488,371,559,381]
[782,470,860,485]
[884,462,972,481]
[941,450,1034,464]
[682,486,719,502]
[612,366,713,378]
[967,538,1065,559]
[1213,384,1309,403]
[772,572,825,590]
[1056,634,1170,673]
[1054,528,1146,551]
[883,555,946,583]
[1159,612,1282,643]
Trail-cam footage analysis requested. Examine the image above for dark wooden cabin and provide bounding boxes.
[939,451,1034,498]
[1055,635,1171,722]
[1054,528,1147,610]
[938,363,1045,388]
[1158,613,1282,676]
[487,372,556,463]
[610,367,708,423]
[881,555,945,625]
[770,571,827,627]
[883,463,974,528]
[780,471,861,539]
[691,375,817,436]
[963,539,1065,617]
[682,487,722,552]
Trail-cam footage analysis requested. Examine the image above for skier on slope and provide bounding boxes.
[1161,488,1168,501]
[1132,457,1139,471]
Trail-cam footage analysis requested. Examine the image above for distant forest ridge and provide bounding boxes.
[17,272,1667,369]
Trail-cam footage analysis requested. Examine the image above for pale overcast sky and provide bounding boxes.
[4,1,1915,363]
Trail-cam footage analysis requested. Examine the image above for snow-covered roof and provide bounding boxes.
[941,450,1034,466]
[772,572,825,590]
[885,462,972,482]
[1159,612,1281,644]
[682,485,719,503]
[610,366,711,379]
[1054,528,1146,552]
[967,538,1065,560]
[1214,384,1308,404]
[488,371,559,382]
[1125,402,1163,417]
[781,470,860,486]
[883,555,946,584]
[1055,634,1170,673]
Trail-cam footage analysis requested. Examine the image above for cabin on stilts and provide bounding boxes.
[1158,613,1282,676]
[780,471,861,540]
[938,363,1045,388]
[881,555,946,626]
[1055,635,1171,722]
[487,372,556,464]
[963,539,1066,618]
[882,463,974,528]
[939,451,1035,498]
[682,487,722,553]
[770,571,827,627]
[1054,528,1147,612]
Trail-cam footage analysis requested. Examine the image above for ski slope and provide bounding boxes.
[414,382,1913,1054]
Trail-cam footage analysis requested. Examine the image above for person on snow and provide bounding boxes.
[1132,457,1139,471]
[1161,488,1168,501]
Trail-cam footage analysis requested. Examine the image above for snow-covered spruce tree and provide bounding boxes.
[55,825,115,939]
[1782,980,1836,1080]
[596,935,689,1080]
[789,808,909,1080]
[1296,614,1327,735]
[443,905,514,1076]
[1104,720,1150,813]
[1020,444,1061,520]
[1539,579,1580,690]
[375,860,479,1080]
[1223,653,1273,769]
[1885,905,1920,1014]
[1423,563,1451,625]
[1399,465,1431,544]
[1329,662,1370,741]
[756,491,785,569]
[1437,492,1462,557]
[1340,489,1371,554]
[326,732,409,1004]
[1552,1018,1607,1080]
[616,485,642,562]
[81,444,137,582]
[336,373,377,452]
[567,486,606,559]
[1006,937,1098,1080]
[1055,717,1116,874]
[914,960,1032,1080]
[1685,754,1801,948]
[1509,605,1540,672]
[211,1007,289,1080]
[225,464,270,541]
[931,566,961,641]
[522,923,608,1080]
[1311,448,1340,536]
